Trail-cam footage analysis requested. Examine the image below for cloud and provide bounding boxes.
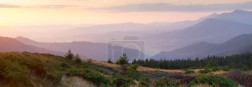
[101,2,252,12]
[38,5,76,9]
[0,4,21,8]
[0,4,75,9]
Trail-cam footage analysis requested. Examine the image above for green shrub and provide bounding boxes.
[116,53,128,65]
[0,52,112,86]
[138,77,150,87]
[199,68,211,74]
[188,75,238,87]
[184,69,195,74]
[242,65,249,71]
[0,59,29,81]
[67,68,109,86]
[65,50,74,60]
[112,74,134,87]
[126,70,141,80]
[222,66,231,71]
[87,59,92,64]
[211,67,221,71]
[75,54,81,64]
[60,62,70,68]
[129,64,139,71]
[107,59,113,63]
[155,77,180,87]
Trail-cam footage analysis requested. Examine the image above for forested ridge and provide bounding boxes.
[133,53,252,70]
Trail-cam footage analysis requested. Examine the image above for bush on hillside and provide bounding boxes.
[75,54,81,63]
[222,66,231,71]
[199,68,212,74]
[129,64,139,71]
[138,77,150,87]
[0,59,29,82]
[188,75,238,87]
[111,74,134,87]
[155,77,180,87]
[184,69,195,74]
[107,59,113,63]
[65,50,74,60]
[67,68,109,86]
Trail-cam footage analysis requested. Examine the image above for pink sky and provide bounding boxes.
[0,0,251,26]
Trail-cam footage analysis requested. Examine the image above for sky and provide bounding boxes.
[1,0,252,26]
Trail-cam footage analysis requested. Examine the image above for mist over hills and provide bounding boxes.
[148,18,252,51]
[153,33,252,60]
[0,10,252,61]
[68,21,196,43]
[16,36,146,61]
[0,36,63,55]
[69,10,252,55]
[152,10,252,59]
[216,9,252,25]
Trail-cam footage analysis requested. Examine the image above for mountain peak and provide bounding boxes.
[15,36,37,44]
[233,9,249,13]
[16,36,28,39]
[209,13,218,17]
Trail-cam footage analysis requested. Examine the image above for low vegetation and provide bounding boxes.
[0,51,250,87]
[133,53,252,70]
[188,75,238,87]
[155,77,180,87]
[184,69,195,74]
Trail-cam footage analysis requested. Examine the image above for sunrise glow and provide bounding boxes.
[1,0,251,26]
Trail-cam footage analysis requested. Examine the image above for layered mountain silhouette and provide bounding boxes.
[216,9,252,25]
[153,33,252,59]
[1,9,252,61]
[147,10,252,52]
[16,36,145,61]
[148,18,252,51]
[0,36,62,55]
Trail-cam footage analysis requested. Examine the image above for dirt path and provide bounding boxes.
[87,59,185,73]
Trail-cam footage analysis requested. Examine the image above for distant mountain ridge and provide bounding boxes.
[144,10,252,52]
[16,36,146,61]
[0,36,63,55]
[147,18,252,51]
[153,33,252,59]
[216,9,252,25]
[2,10,252,61]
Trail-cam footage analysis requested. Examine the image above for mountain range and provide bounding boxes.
[146,10,252,52]
[0,36,62,55]
[1,10,252,60]
[153,33,252,59]
[15,36,145,61]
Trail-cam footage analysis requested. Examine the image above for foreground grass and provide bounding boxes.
[0,52,109,87]
[0,52,244,87]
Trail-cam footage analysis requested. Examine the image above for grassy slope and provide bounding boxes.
[89,59,229,75]
[0,52,243,87]
[0,52,103,87]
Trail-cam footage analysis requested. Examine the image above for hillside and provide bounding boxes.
[216,9,252,25]
[0,36,62,55]
[153,33,252,59]
[15,36,146,61]
[0,52,105,87]
[148,18,252,52]
[1,52,252,87]
[0,52,190,87]
[146,10,252,52]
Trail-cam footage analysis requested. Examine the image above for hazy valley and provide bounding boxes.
[1,0,252,86]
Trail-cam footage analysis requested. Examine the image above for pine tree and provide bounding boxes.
[65,49,74,60]
[116,53,129,74]
[107,59,113,63]
[116,53,128,65]
[75,54,81,63]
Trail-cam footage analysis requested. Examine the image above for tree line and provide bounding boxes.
[132,53,252,70]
